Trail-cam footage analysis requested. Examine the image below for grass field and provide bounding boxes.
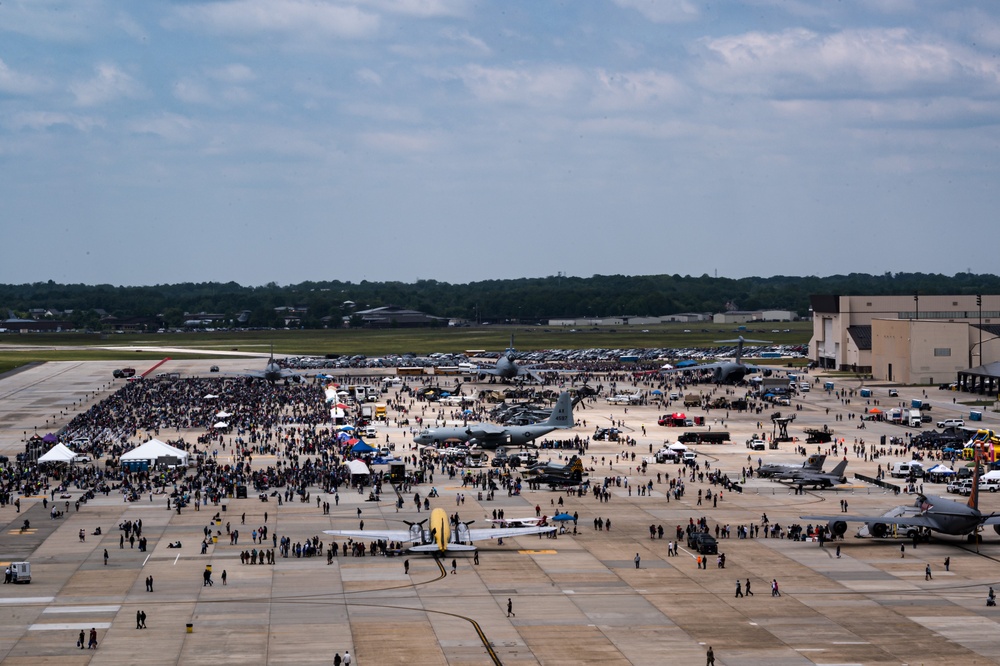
[0,322,813,373]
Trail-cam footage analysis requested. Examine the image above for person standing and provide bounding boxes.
[634,553,641,569]
[900,544,905,558]
[451,559,456,574]
[103,549,108,566]
[925,564,932,581]
[221,570,227,585]
[88,627,98,649]
[474,551,479,566]
[706,645,715,665]
[77,629,85,649]
[404,559,410,575]
[944,556,950,572]
[507,598,515,617]
[139,611,146,628]
[136,610,142,629]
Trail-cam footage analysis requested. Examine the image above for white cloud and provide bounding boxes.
[455,64,587,104]
[70,63,141,106]
[126,113,197,143]
[115,12,149,42]
[172,0,380,39]
[440,27,490,55]
[360,130,438,153]
[355,68,383,86]
[611,0,698,23]
[207,64,256,84]
[699,28,1000,97]
[356,0,470,18]
[0,58,47,95]
[8,111,103,132]
[592,69,685,110]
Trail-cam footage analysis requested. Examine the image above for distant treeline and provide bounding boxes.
[2,272,998,329]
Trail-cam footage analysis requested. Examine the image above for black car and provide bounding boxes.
[693,534,718,554]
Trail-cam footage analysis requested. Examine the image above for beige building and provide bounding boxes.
[810,294,1000,387]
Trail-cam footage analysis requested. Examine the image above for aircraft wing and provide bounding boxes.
[661,362,726,373]
[466,424,507,439]
[800,513,939,529]
[467,525,555,541]
[323,528,414,542]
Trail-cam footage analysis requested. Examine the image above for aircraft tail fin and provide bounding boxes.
[805,454,826,470]
[545,392,573,428]
[829,459,848,478]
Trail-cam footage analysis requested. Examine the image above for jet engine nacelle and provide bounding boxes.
[870,523,889,538]
[828,520,848,538]
[762,369,773,377]
[993,524,1000,537]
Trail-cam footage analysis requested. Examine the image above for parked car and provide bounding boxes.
[937,419,965,429]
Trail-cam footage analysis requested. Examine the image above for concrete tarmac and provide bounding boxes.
[0,358,999,664]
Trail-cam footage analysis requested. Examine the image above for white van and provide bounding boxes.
[890,461,924,478]
[799,382,811,392]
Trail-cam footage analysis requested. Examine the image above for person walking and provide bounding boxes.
[836,545,841,559]
[507,598,515,617]
[136,610,142,629]
[474,551,479,566]
[944,556,950,572]
[77,629,85,649]
[139,610,146,628]
[771,579,780,597]
[735,579,743,598]
[343,649,351,665]
[87,627,98,649]
[404,559,410,575]
[334,654,342,666]
[745,578,753,596]
[925,564,932,581]
[900,544,905,558]
[221,570,227,585]
[103,549,108,566]
[706,645,715,665]
[451,559,457,574]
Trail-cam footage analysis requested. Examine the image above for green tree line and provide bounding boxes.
[1,272,998,329]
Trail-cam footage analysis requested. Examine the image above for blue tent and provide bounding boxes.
[351,440,377,454]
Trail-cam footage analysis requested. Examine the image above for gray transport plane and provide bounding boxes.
[414,391,573,449]
[241,349,301,384]
[802,460,1000,541]
[661,336,778,384]
[476,335,542,381]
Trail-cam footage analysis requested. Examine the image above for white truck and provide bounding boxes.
[907,409,922,427]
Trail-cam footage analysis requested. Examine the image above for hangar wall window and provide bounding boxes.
[933,348,951,357]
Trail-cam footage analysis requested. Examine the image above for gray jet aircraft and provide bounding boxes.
[757,454,826,478]
[476,335,542,381]
[241,347,301,384]
[773,458,848,489]
[414,391,573,449]
[802,459,1000,541]
[662,336,777,384]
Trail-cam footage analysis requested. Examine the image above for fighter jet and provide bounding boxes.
[324,507,554,554]
[414,391,573,449]
[757,454,826,478]
[661,336,777,384]
[240,347,301,384]
[525,456,587,489]
[475,335,542,381]
[802,458,1000,541]
[773,459,849,489]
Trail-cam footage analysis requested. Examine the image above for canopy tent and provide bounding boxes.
[215,411,232,418]
[203,394,219,399]
[668,442,688,451]
[213,422,229,429]
[42,433,58,443]
[345,460,370,475]
[351,440,377,454]
[120,439,189,466]
[38,443,77,463]
[927,464,955,475]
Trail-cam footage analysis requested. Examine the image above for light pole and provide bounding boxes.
[978,294,983,366]
[913,292,919,320]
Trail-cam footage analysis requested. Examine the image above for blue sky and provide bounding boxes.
[3,1,1000,286]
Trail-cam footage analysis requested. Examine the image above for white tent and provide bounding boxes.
[668,442,688,452]
[120,439,189,466]
[213,422,229,429]
[38,443,77,463]
[215,411,232,418]
[345,460,370,475]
